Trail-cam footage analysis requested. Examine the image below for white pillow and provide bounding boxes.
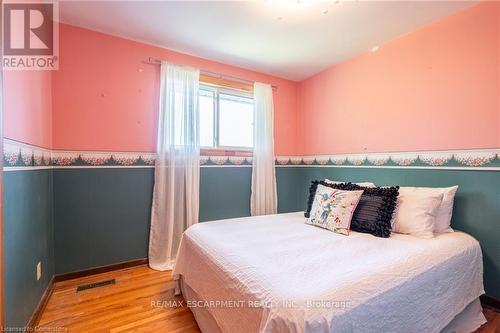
[392,188,444,239]
[399,186,458,233]
[324,179,376,188]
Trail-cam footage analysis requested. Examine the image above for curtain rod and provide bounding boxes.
[143,57,278,90]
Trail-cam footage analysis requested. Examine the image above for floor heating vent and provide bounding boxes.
[77,279,116,292]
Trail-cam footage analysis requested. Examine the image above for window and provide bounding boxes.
[199,85,254,150]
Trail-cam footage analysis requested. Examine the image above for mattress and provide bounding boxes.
[173,212,484,333]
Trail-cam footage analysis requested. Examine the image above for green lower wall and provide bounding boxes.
[199,167,252,221]
[3,170,54,328]
[200,167,303,221]
[7,165,498,328]
[53,168,154,274]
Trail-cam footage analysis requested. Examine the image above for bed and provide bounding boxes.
[173,212,486,333]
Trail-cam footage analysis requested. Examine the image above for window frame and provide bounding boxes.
[199,83,254,153]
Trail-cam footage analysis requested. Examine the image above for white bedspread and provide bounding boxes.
[173,212,484,333]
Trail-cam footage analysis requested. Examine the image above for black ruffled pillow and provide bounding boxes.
[305,181,399,238]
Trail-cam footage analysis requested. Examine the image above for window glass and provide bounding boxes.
[199,85,254,149]
[218,93,253,148]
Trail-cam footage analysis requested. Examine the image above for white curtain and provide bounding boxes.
[251,82,277,216]
[149,62,200,271]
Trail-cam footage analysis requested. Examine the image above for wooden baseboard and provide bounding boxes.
[481,294,500,311]
[53,258,148,282]
[26,276,54,329]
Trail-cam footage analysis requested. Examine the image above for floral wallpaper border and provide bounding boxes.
[3,139,156,168]
[3,139,499,170]
[276,149,500,169]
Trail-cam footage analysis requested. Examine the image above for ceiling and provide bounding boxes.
[59,1,476,81]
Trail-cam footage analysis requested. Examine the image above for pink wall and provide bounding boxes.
[52,24,298,154]
[297,2,500,155]
[3,70,53,148]
[6,3,498,155]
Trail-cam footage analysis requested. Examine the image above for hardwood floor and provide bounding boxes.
[37,265,200,332]
[476,306,500,333]
[36,265,499,333]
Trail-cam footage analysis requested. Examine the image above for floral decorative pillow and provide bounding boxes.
[306,185,364,235]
